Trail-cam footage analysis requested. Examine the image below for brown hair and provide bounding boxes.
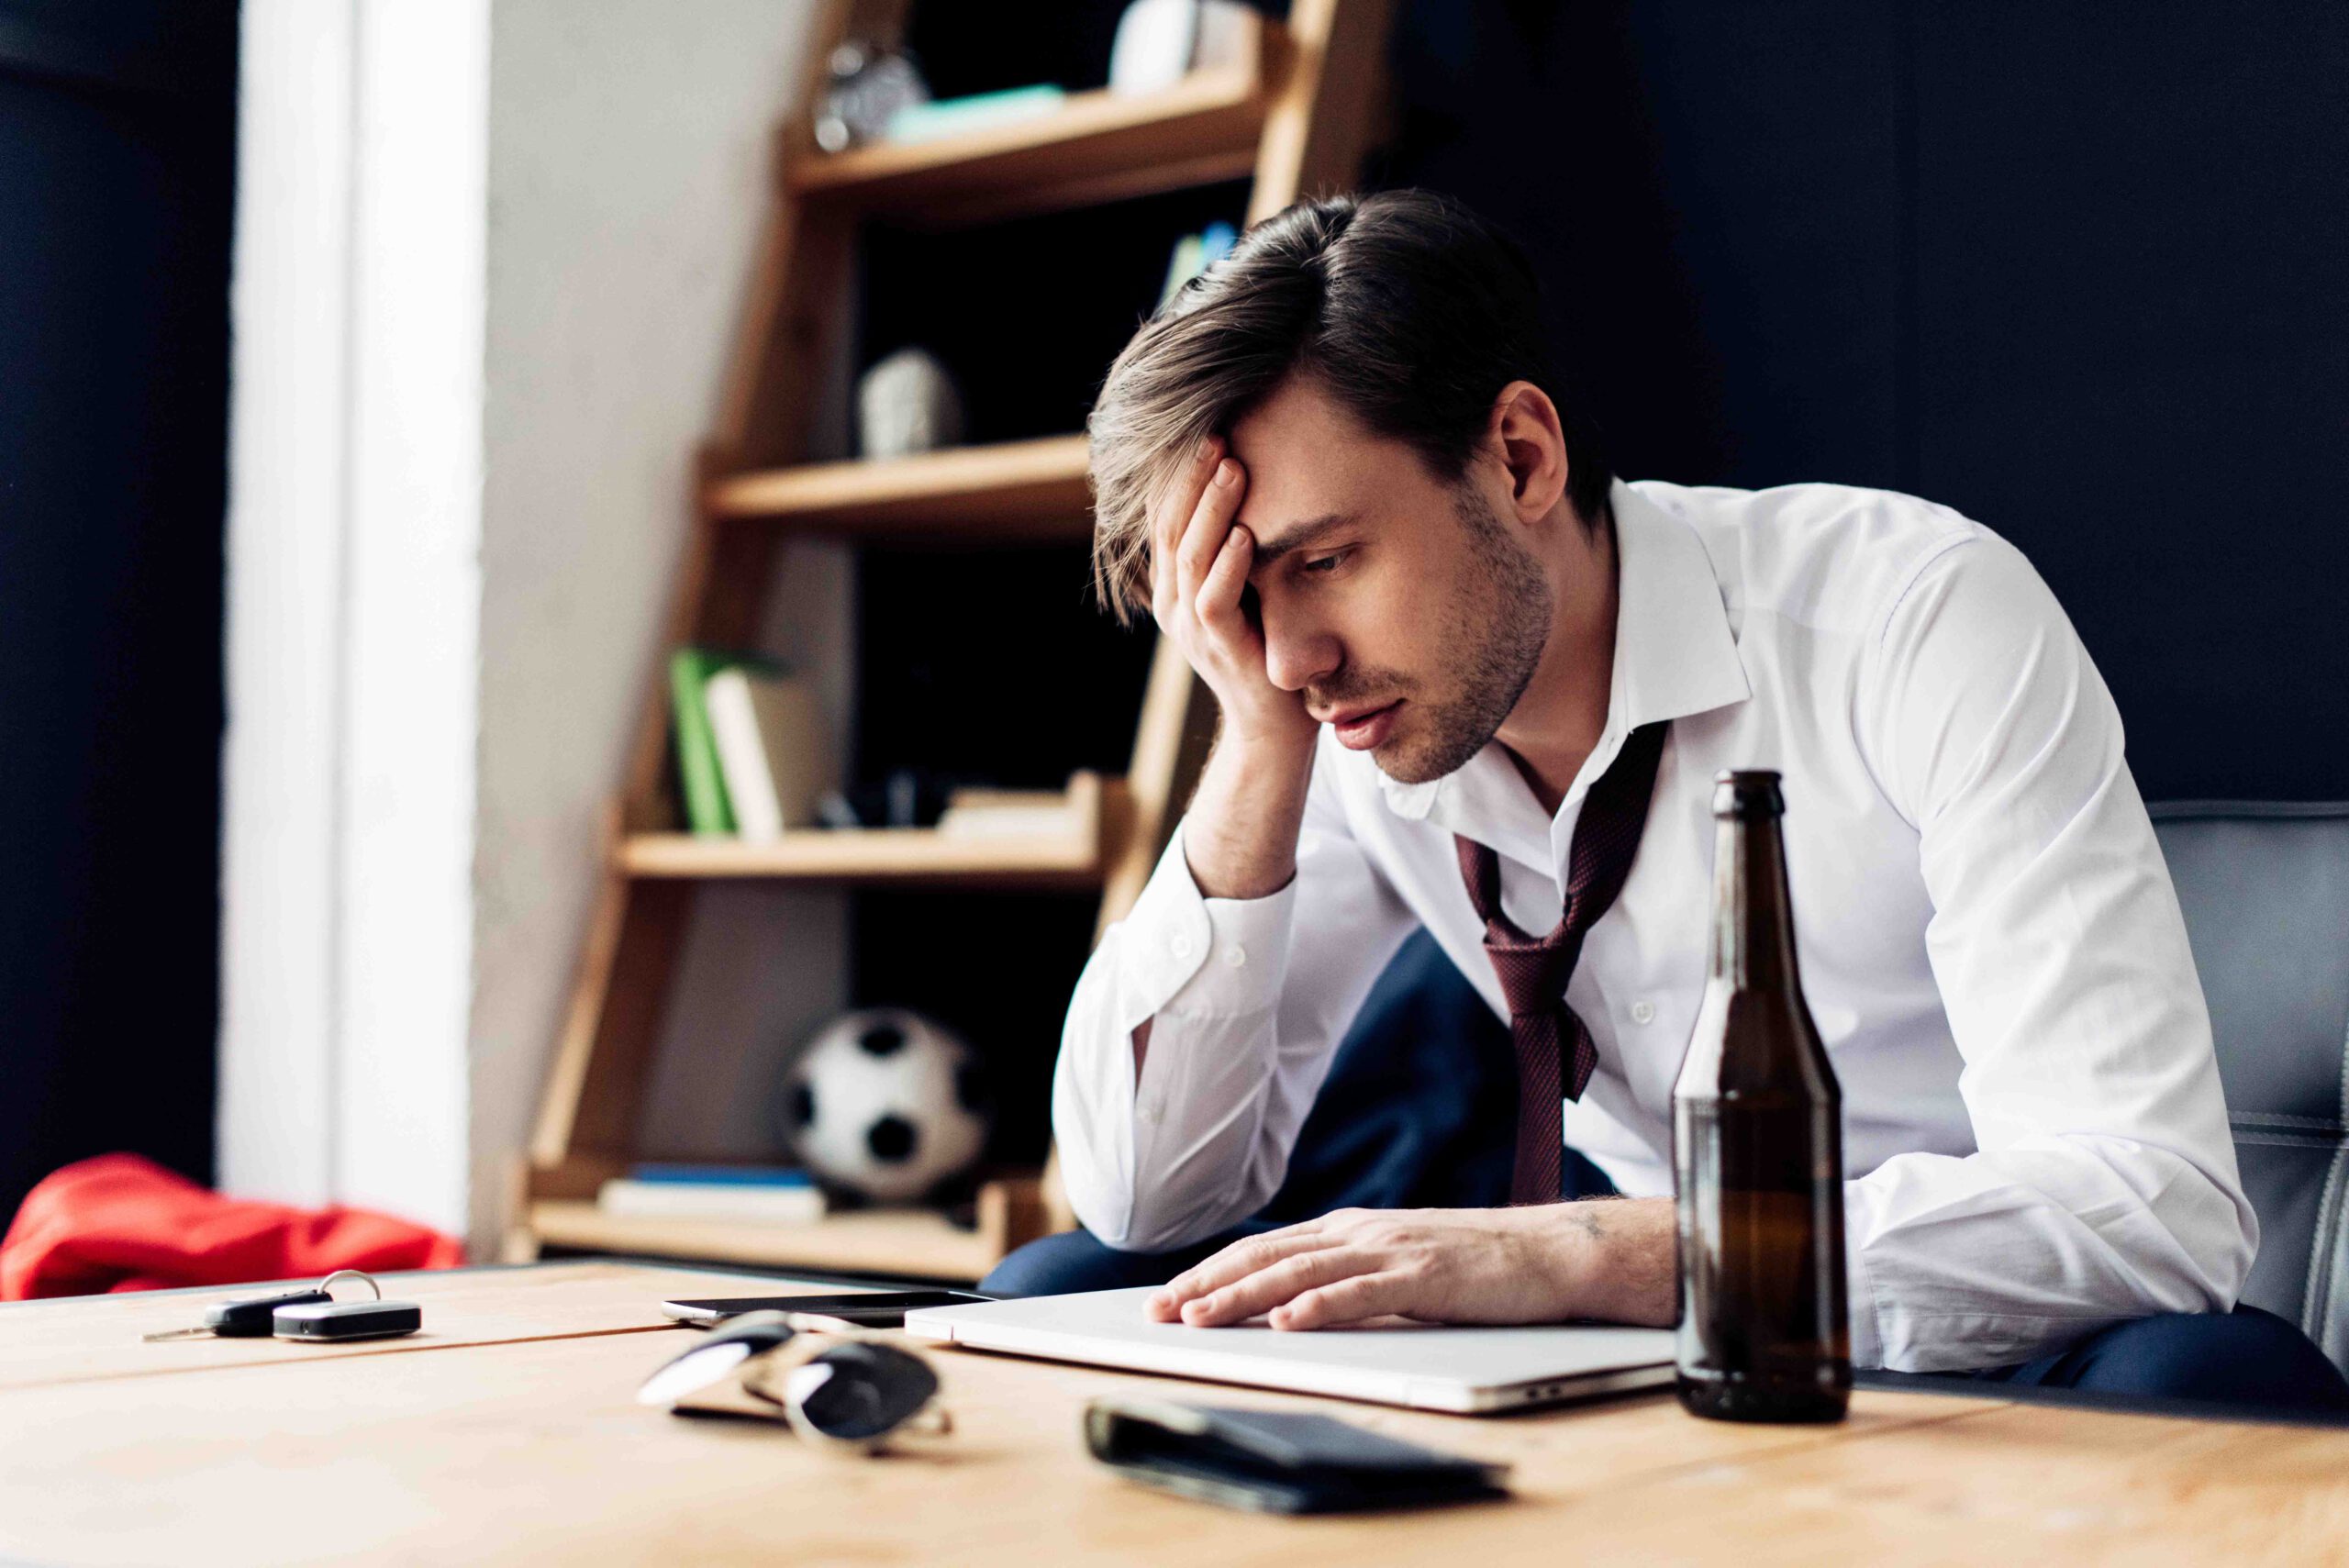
[1085,188,1609,623]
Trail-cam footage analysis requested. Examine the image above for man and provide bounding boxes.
[987,189,2345,1407]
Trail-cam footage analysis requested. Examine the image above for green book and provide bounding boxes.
[884,83,1066,145]
[1159,231,1208,309]
[670,647,738,836]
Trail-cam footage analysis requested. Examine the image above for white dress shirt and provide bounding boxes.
[1054,476,2259,1373]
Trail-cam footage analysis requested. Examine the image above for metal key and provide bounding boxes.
[142,1287,331,1342]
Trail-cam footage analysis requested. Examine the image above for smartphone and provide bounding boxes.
[658,1290,996,1329]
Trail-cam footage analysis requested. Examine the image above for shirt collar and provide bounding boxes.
[1375,477,1751,826]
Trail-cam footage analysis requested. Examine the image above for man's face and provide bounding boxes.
[1228,377,1555,784]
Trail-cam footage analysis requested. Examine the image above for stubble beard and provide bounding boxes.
[1369,487,1555,785]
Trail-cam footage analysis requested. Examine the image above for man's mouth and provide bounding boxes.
[1324,700,1402,751]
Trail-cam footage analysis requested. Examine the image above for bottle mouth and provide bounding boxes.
[1711,769,1785,817]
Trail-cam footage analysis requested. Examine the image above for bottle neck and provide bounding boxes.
[1709,811,1803,994]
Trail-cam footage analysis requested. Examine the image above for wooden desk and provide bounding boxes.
[1,1262,2343,1565]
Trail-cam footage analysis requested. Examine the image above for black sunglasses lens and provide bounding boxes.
[790,1342,940,1441]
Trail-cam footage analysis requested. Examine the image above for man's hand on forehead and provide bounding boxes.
[1143,437,1314,755]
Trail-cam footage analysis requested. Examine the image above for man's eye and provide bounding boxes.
[1301,549,1353,575]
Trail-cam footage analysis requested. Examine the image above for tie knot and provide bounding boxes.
[1480,926,1583,1010]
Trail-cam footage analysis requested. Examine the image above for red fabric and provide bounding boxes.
[0,1153,464,1300]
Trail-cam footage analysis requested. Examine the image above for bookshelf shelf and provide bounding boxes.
[618,828,1102,886]
[786,30,1273,226]
[703,435,1091,539]
[530,1201,999,1283]
[619,772,1124,887]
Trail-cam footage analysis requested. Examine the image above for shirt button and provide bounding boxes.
[1223,945,1247,968]
[1630,1000,1657,1026]
[1171,934,1196,961]
[1139,1102,1163,1125]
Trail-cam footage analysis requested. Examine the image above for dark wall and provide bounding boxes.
[1389,0,2349,801]
[864,0,2348,811]
[0,2,235,1218]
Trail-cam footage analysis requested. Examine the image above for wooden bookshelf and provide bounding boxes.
[519,0,1397,1283]
[787,21,1272,226]
[703,434,1090,539]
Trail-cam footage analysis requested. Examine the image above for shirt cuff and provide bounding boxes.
[1842,1179,1887,1371]
[1114,821,1297,1027]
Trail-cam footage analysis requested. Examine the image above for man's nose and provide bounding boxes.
[1261,605,1340,695]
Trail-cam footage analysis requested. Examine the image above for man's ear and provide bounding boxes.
[1486,380,1570,528]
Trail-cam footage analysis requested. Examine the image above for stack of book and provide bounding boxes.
[670,649,832,840]
[596,1163,827,1225]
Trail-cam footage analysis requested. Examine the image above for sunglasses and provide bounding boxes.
[636,1310,952,1454]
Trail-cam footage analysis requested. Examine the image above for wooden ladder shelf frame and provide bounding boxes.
[517,0,1396,1280]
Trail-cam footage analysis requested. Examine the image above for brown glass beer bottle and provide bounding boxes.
[1672,770,1851,1422]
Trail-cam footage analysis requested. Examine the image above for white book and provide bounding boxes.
[704,667,829,842]
[596,1179,828,1224]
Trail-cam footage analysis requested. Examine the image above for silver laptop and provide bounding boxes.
[902,1286,1675,1414]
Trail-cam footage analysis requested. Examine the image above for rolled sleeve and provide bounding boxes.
[1842,1179,1887,1372]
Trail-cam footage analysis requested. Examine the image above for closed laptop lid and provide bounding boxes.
[903,1286,1675,1414]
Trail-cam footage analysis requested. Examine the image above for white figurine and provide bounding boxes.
[858,347,964,460]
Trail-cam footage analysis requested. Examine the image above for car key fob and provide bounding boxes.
[273,1299,423,1341]
[213,1288,332,1337]
[141,1287,333,1342]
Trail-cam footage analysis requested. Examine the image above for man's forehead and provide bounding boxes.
[1227,389,1408,533]
[1227,373,1380,460]
[1230,452,1371,534]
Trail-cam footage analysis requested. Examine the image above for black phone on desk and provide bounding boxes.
[660,1290,997,1328]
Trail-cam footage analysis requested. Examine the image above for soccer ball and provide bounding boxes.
[777,1008,990,1206]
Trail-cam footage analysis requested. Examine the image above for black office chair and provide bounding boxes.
[2153,802,2349,1374]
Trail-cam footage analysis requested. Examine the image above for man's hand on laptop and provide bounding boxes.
[1144,1199,1678,1330]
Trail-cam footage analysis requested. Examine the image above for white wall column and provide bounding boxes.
[332,0,491,1230]
[218,0,359,1207]
[222,0,490,1236]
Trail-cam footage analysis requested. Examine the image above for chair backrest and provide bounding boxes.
[2151,802,2349,1373]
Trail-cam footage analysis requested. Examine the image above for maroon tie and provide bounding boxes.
[1455,721,1668,1204]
